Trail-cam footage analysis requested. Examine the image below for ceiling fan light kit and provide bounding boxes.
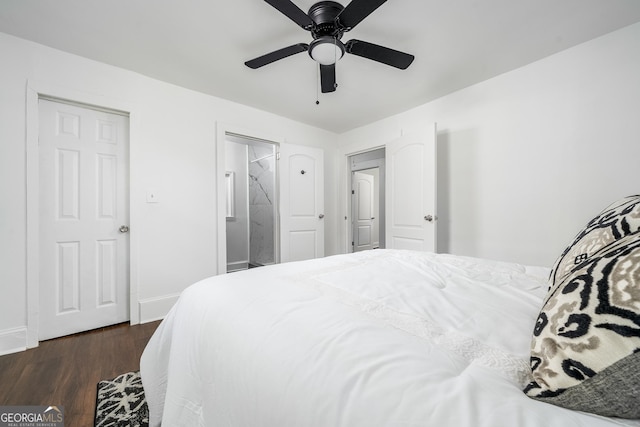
[309,37,344,65]
[245,0,414,93]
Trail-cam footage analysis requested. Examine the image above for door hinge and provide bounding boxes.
[276,152,281,160]
[351,190,355,195]
[351,241,354,246]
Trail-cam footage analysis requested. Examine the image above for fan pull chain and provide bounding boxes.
[333,37,338,89]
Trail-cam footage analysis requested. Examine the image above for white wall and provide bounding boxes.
[337,22,640,268]
[0,32,338,354]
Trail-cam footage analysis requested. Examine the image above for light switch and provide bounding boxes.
[146,190,160,203]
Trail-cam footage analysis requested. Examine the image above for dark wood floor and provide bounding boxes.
[0,320,161,426]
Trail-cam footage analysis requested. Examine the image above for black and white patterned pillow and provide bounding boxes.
[548,195,640,292]
[525,196,640,418]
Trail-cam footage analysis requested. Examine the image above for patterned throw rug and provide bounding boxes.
[95,371,149,427]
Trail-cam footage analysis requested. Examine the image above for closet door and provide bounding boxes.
[279,143,324,262]
[386,124,437,252]
[38,99,130,340]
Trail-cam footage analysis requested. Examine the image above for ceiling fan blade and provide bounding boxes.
[245,43,309,69]
[345,39,414,69]
[336,0,387,30]
[264,0,314,30]
[320,64,336,93]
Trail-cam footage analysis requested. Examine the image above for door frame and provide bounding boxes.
[349,153,386,252]
[343,146,386,253]
[215,122,284,275]
[352,170,375,251]
[340,126,437,254]
[224,134,280,271]
[25,81,136,349]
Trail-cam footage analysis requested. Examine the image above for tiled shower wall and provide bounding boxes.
[248,144,275,266]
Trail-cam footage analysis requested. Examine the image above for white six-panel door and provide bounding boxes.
[38,99,129,340]
[279,143,324,262]
[385,125,437,252]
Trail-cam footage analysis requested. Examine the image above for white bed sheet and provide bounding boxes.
[140,249,640,427]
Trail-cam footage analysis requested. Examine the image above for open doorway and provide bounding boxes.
[349,148,385,252]
[225,133,278,272]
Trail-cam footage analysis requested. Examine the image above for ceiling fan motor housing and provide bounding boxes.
[307,1,347,64]
[308,1,345,38]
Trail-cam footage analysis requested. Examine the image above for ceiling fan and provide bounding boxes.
[245,0,415,93]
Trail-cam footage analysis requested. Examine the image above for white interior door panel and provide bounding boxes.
[38,99,129,340]
[279,143,324,262]
[385,125,437,252]
[353,171,375,252]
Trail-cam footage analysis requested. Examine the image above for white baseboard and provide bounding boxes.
[138,294,181,323]
[0,327,27,356]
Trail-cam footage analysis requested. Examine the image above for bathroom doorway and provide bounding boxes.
[225,134,279,272]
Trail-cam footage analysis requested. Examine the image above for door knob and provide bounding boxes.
[119,225,130,233]
[318,214,325,219]
[424,215,434,222]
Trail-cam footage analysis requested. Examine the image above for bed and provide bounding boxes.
[140,196,640,427]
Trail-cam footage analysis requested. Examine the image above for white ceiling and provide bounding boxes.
[2,0,640,133]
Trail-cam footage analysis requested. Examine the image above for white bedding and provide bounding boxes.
[140,249,640,426]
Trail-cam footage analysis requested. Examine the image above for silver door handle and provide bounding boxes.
[119,225,130,233]
[318,214,325,219]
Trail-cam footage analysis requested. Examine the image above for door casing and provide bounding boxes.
[25,81,136,349]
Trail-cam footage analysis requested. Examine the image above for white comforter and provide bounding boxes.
[140,249,640,427]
